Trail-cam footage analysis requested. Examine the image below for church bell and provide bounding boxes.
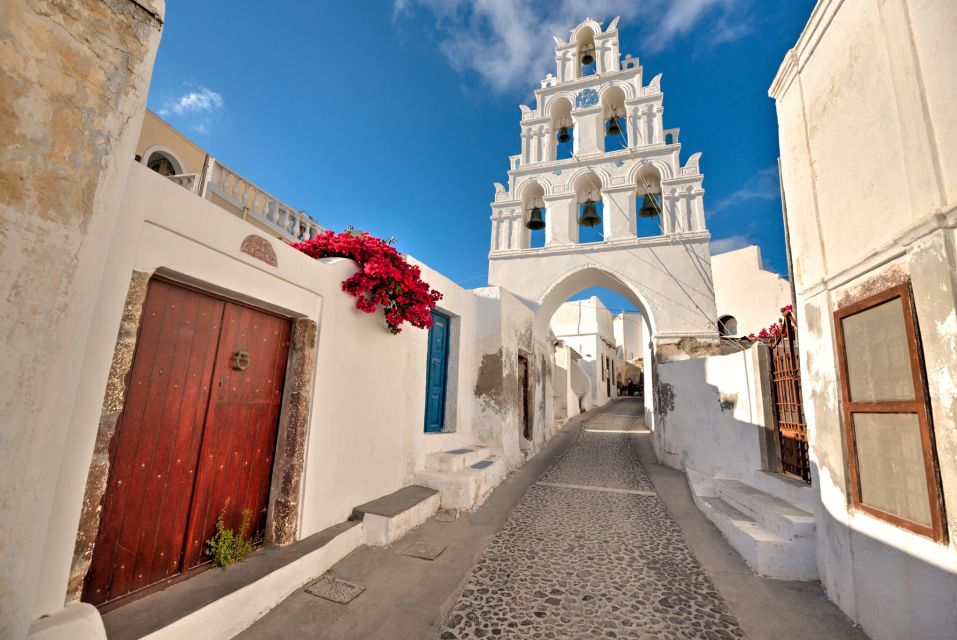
[578,200,600,227]
[557,126,571,144]
[526,206,545,230]
[606,115,621,137]
[638,193,660,218]
[580,46,595,65]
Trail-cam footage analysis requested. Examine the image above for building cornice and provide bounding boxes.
[506,144,679,179]
[488,231,710,260]
[769,0,846,100]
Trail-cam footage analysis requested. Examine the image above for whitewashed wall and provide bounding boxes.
[653,344,775,478]
[771,1,957,638]
[33,164,565,638]
[711,246,791,336]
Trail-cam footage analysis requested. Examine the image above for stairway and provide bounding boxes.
[413,446,506,511]
[689,471,817,580]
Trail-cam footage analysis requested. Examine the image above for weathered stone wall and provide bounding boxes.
[0,1,163,637]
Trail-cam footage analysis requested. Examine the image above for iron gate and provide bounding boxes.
[767,310,812,484]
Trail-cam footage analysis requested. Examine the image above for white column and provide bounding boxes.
[603,185,637,240]
[692,188,706,231]
[545,194,577,245]
[510,212,527,249]
[572,105,603,156]
[653,106,664,144]
[661,189,678,235]
[490,215,501,251]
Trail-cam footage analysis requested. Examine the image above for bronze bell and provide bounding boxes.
[526,207,545,230]
[557,126,571,144]
[606,116,621,137]
[638,193,659,218]
[578,200,600,227]
[581,47,595,65]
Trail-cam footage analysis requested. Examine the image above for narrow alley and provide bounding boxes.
[238,399,864,640]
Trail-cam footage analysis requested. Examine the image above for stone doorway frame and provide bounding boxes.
[66,270,318,604]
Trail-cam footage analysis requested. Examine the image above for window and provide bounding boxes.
[834,282,946,541]
[718,315,737,337]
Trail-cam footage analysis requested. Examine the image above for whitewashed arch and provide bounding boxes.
[141,145,185,175]
[627,158,674,183]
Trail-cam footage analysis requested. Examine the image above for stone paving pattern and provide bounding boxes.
[441,402,747,639]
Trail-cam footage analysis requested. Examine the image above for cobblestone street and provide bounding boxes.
[441,399,746,639]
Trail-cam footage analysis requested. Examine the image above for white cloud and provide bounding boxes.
[709,165,779,215]
[394,0,749,94]
[158,85,225,135]
[710,234,752,255]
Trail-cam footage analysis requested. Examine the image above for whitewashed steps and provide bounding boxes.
[425,446,491,472]
[689,471,817,580]
[414,452,506,511]
[351,485,440,547]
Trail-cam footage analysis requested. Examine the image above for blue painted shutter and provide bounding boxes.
[424,310,450,432]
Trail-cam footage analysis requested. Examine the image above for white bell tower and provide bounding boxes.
[487,17,719,354]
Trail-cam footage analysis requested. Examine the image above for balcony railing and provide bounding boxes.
[162,160,322,243]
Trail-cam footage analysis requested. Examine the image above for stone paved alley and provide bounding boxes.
[241,399,866,639]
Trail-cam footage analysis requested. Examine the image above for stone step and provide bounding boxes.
[714,478,815,540]
[351,485,440,547]
[749,470,817,513]
[413,457,506,511]
[425,446,491,472]
[698,495,817,580]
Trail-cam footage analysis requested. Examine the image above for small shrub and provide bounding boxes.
[205,501,254,568]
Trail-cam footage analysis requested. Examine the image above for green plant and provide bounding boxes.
[205,501,254,568]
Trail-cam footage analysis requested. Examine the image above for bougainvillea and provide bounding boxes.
[748,304,794,341]
[292,228,442,335]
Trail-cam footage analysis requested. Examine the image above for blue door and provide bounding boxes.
[424,310,451,432]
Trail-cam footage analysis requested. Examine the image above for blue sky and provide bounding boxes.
[148,0,814,314]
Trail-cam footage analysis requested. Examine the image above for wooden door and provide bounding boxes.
[182,303,290,568]
[424,310,450,433]
[83,280,290,606]
[518,354,531,440]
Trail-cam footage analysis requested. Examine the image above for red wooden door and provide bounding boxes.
[182,303,290,568]
[83,280,290,606]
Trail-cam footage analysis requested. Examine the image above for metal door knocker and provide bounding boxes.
[231,349,250,371]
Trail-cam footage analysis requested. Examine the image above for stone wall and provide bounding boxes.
[0,1,163,638]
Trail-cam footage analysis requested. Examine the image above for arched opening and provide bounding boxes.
[665,132,675,145]
[718,315,738,337]
[573,171,603,244]
[145,150,183,177]
[635,164,663,238]
[575,27,597,78]
[551,97,574,161]
[522,180,547,248]
[535,266,656,423]
[602,86,627,152]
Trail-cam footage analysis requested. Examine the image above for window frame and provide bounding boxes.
[833,281,946,542]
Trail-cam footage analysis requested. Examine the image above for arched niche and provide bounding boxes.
[549,97,574,161]
[520,180,547,248]
[573,171,604,244]
[718,315,738,337]
[142,146,185,177]
[575,26,597,78]
[601,85,627,151]
[635,163,664,238]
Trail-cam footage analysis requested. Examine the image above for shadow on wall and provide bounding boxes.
[652,346,777,477]
[814,463,957,640]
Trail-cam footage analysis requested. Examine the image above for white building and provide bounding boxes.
[613,310,644,361]
[770,1,957,638]
[711,245,791,336]
[550,297,619,408]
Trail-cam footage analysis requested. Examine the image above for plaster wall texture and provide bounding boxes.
[711,246,791,336]
[654,345,775,479]
[771,1,957,638]
[26,163,553,637]
[0,2,164,638]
